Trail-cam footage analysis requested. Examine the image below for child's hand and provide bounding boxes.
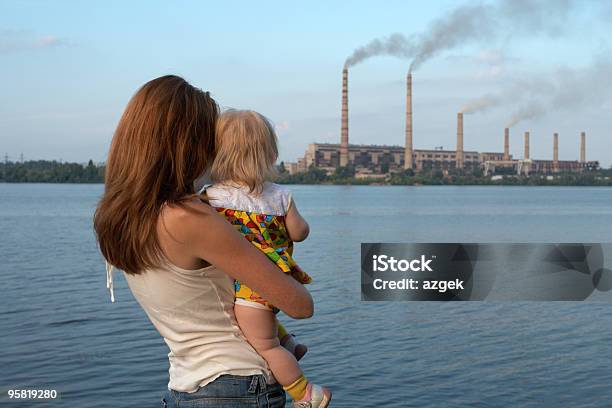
[285,199,309,242]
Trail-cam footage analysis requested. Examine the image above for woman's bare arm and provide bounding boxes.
[285,199,309,242]
[168,200,313,319]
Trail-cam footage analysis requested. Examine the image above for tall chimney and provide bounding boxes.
[503,128,510,161]
[553,132,559,173]
[340,68,349,167]
[524,131,530,160]
[404,72,413,170]
[580,131,586,163]
[456,112,463,169]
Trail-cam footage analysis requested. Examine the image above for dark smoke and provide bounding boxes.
[344,33,415,68]
[345,0,576,71]
[409,2,496,72]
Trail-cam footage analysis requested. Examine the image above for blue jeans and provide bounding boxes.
[161,375,286,408]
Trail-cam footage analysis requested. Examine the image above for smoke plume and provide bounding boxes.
[409,2,496,72]
[461,57,612,127]
[506,102,547,128]
[460,93,503,114]
[344,33,415,68]
[507,58,611,127]
[345,0,576,71]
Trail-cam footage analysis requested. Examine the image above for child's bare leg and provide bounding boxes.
[236,304,331,406]
[235,304,302,386]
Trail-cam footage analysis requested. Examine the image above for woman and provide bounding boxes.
[94,75,313,407]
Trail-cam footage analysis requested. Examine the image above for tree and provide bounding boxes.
[333,165,355,179]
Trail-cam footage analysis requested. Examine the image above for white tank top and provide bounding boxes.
[122,262,272,392]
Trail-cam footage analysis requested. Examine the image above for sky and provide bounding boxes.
[1,0,611,166]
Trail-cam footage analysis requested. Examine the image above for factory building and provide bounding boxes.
[297,143,483,174]
[288,69,599,176]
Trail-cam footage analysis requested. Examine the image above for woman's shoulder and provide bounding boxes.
[156,199,225,271]
[160,199,218,234]
[164,197,215,215]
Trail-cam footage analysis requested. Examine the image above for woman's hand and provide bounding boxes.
[165,199,314,319]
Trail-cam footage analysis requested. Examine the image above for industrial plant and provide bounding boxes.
[286,68,599,177]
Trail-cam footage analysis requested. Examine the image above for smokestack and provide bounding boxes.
[340,68,349,167]
[503,128,510,161]
[524,131,530,160]
[456,112,463,169]
[404,72,413,170]
[553,132,559,173]
[580,131,586,163]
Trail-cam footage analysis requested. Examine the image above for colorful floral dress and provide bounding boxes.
[206,182,312,311]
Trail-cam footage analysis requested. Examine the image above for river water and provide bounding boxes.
[2,184,612,407]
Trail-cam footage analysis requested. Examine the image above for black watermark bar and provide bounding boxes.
[361,244,612,301]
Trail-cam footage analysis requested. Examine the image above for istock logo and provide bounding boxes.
[372,255,434,272]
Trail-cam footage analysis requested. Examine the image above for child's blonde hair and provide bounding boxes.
[212,109,278,193]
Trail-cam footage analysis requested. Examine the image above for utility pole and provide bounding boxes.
[20,152,24,163]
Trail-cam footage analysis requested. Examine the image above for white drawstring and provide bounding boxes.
[105,261,115,303]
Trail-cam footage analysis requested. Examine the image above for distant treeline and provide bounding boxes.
[275,163,612,187]
[0,160,104,183]
[2,160,612,186]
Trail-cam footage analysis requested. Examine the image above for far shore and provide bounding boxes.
[1,159,611,187]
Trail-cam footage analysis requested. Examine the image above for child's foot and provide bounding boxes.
[294,343,308,361]
[280,333,308,361]
[293,384,332,408]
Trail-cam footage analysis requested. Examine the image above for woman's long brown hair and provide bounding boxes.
[94,75,218,274]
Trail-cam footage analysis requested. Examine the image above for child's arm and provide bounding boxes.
[285,198,309,242]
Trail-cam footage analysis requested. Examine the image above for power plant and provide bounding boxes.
[289,68,599,176]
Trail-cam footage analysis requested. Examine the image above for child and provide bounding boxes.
[206,110,331,407]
